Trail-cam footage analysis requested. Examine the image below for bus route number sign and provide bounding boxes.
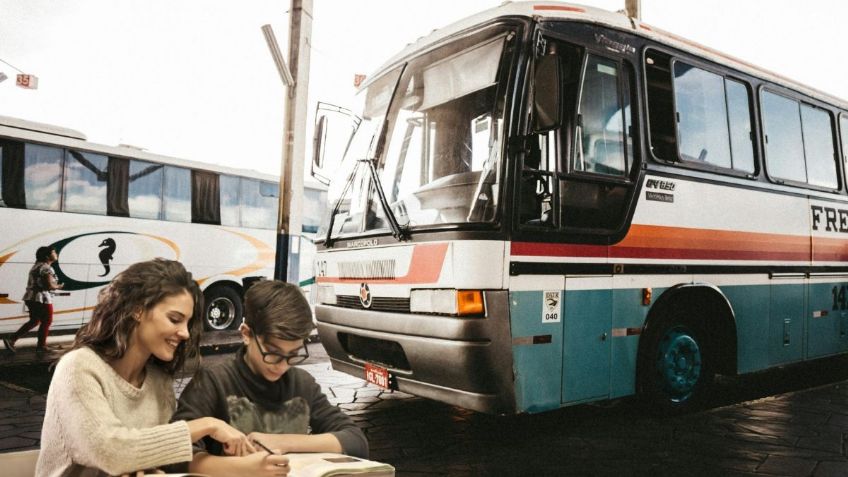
[543,291,561,323]
[365,362,390,389]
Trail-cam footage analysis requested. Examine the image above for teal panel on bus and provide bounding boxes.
[509,290,563,413]
[769,283,804,365]
[808,282,845,358]
[722,285,770,374]
[562,288,611,403]
[609,288,655,399]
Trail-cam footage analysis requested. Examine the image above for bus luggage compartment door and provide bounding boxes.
[562,276,612,404]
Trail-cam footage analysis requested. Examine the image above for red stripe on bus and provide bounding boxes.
[317,242,449,284]
[512,225,815,262]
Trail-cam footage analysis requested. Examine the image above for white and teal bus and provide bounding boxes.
[0,115,326,335]
[311,1,848,414]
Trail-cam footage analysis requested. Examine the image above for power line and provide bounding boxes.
[0,57,24,73]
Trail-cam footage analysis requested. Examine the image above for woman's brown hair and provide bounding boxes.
[69,258,203,375]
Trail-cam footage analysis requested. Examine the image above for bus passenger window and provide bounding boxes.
[164,166,191,222]
[24,144,63,211]
[673,63,732,167]
[801,105,837,189]
[574,55,626,177]
[220,175,240,226]
[761,91,807,183]
[64,149,108,215]
[241,178,277,230]
[128,159,163,220]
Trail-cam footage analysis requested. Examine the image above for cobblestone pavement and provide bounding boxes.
[4,335,848,476]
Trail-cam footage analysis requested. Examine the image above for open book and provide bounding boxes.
[286,452,395,477]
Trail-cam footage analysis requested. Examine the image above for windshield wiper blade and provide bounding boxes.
[324,159,361,248]
[364,158,408,242]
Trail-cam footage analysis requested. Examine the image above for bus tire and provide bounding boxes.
[203,285,242,331]
[639,315,714,415]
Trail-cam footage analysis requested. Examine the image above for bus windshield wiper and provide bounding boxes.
[324,159,361,248]
[363,157,408,242]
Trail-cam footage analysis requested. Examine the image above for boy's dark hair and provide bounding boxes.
[244,280,314,340]
[36,246,55,262]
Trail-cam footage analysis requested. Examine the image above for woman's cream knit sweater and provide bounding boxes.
[36,347,194,476]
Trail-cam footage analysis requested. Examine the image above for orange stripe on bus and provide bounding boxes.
[0,306,95,321]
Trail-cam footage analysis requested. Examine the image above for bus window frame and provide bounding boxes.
[643,46,761,181]
[517,37,641,237]
[758,84,842,193]
[838,112,848,192]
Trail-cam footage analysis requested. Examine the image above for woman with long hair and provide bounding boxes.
[36,258,256,476]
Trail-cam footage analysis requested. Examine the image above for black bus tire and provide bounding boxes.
[639,317,714,415]
[203,285,243,331]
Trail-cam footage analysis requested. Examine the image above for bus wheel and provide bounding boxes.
[203,286,242,331]
[642,321,713,414]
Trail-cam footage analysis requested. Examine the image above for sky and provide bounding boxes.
[1,0,846,177]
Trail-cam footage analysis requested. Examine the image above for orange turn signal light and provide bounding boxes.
[642,287,652,306]
[457,290,485,316]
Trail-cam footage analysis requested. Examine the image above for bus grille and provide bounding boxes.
[338,333,411,371]
[335,295,410,313]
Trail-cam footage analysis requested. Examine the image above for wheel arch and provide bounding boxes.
[638,283,738,383]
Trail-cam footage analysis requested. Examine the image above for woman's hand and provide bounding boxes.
[241,451,290,477]
[209,419,256,456]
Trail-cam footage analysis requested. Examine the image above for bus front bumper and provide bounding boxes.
[315,290,516,414]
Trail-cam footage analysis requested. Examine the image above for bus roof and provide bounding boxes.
[0,114,289,185]
[364,1,848,110]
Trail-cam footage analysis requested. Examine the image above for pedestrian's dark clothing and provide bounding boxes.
[172,346,369,459]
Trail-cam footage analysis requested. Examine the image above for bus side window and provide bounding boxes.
[220,175,240,227]
[128,159,163,220]
[164,166,191,222]
[64,149,108,215]
[24,143,64,211]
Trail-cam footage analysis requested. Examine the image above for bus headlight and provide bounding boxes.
[316,285,336,305]
[409,289,485,317]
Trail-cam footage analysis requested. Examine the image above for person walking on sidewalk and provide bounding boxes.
[3,245,63,353]
[36,258,256,476]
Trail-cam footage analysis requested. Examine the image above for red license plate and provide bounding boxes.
[364,362,390,389]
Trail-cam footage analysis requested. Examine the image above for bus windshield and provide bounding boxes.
[323,32,509,241]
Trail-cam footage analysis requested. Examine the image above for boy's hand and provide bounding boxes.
[249,432,286,454]
[242,451,290,476]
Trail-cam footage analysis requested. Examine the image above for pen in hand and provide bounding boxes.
[252,438,278,455]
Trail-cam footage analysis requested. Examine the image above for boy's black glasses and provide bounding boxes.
[251,330,309,365]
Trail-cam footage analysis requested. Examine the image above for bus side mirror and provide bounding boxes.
[311,102,359,186]
[532,54,562,133]
[312,115,329,185]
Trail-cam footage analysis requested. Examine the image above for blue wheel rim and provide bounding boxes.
[656,327,702,403]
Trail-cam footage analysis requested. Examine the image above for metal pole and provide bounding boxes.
[625,0,641,20]
[274,0,312,283]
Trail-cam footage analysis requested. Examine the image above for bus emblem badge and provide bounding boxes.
[359,283,372,309]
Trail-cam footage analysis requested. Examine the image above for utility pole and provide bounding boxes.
[273,0,312,283]
[625,0,641,20]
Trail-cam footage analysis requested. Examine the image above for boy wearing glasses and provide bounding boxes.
[172,280,368,475]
